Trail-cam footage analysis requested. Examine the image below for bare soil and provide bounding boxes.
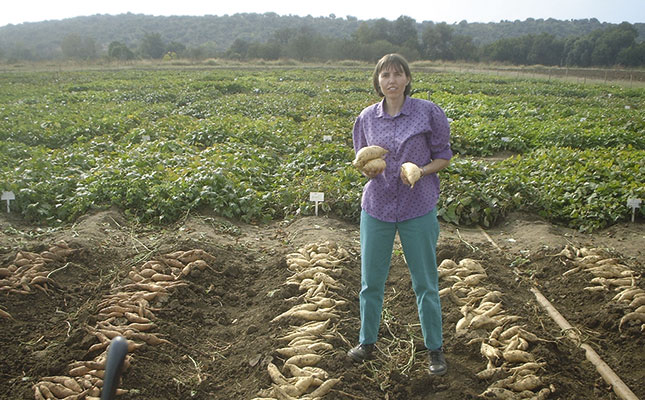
[1,209,643,399]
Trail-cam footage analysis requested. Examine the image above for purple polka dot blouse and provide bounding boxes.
[353,96,453,223]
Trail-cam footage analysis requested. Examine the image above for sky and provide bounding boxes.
[1,0,643,27]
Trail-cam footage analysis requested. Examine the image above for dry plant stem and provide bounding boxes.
[333,389,372,400]
[46,262,70,278]
[456,229,478,253]
[530,287,639,400]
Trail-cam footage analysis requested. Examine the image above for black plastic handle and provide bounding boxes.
[100,336,129,400]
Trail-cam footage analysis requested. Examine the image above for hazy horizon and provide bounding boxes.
[1,0,643,28]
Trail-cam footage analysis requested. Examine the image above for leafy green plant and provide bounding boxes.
[0,68,642,232]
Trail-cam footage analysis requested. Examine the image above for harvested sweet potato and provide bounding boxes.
[283,354,322,370]
[352,145,388,169]
[307,378,340,398]
[503,349,535,363]
[401,162,422,188]
[361,158,386,175]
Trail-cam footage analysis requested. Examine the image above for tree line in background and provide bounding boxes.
[1,13,643,67]
[128,20,645,67]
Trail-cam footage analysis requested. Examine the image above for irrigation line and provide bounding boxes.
[477,226,639,400]
[478,226,503,252]
[530,288,639,400]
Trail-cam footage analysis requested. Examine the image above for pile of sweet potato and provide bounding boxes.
[0,242,76,320]
[560,245,644,333]
[439,258,554,399]
[253,241,349,400]
[32,248,216,400]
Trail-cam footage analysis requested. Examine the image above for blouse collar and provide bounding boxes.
[376,95,411,118]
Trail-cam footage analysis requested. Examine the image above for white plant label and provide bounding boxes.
[627,198,641,222]
[310,192,324,202]
[310,192,325,216]
[1,191,15,213]
[323,135,332,142]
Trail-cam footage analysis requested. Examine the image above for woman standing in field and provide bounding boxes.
[348,53,452,376]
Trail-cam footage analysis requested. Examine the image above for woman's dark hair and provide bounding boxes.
[372,53,412,97]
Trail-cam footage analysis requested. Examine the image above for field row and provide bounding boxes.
[0,68,643,231]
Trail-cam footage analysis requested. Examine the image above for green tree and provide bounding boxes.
[371,19,393,43]
[422,23,455,60]
[391,16,418,47]
[61,33,96,60]
[166,41,186,57]
[332,38,362,60]
[190,41,219,59]
[273,28,295,46]
[108,41,135,60]
[61,34,82,59]
[7,42,35,61]
[287,27,317,61]
[139,32,165,59]
[591,42,613,66]
[591,22,637,65]
[185,47,205,60]
[422,20,477,61]
[616,42,645,66]
[351,18,393,45]
[451,35,478,61]
[247,41,282,60]
[564,37,594,66]
[397,45,421,62]
[352,22,375,44]
[363,40,397,62]
[527,33,563,65]
[226,38,250,59]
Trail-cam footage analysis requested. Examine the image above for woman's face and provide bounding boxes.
[378,66,410,99]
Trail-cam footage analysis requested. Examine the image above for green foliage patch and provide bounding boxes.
[0,68,643,231]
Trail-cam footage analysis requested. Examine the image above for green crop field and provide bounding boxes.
[0,66,643,232]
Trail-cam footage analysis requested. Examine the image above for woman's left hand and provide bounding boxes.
[400,163,423,186]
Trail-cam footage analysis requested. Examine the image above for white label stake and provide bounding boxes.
[1,191,15,213]
[309,192,325,216]
[627,198,641,222]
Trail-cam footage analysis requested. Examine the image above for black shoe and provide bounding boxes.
[347,343,375,362]
[428,348,447,376]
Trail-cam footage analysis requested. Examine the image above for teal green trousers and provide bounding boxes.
[359,209,443,350]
